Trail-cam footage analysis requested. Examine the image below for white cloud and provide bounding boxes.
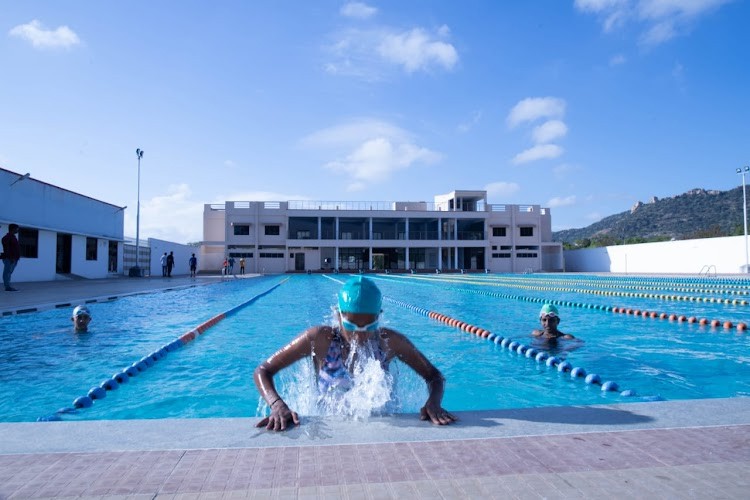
[301,119,408,147]
[507,97,568,165]
[532,120,568,144]
[377,28,458,73]
[484,182,520,198]
[325,138,441,191]
[125,185,313,243]
[609,53,627,66]
[547,195,577,208]
[637,0,732,19]
[574,0,628,12]
[340,2,378,19]
[224,160,236,168]
[302,119,441,191]
[553,163,581,177]
[512,144,564,165]
[325,24,458,78]
[507,97,566,128]
[457,110,482,133]
[124,184,204,243]
[640,19,677,45]
[575,0,734,46]
[8,20,81,49]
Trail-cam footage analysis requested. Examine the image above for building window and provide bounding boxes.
[86,237,98,260]
[18,228,38,258]
[516,252,538,258]
[259,252,283,258]
[492,253,511,258]
[233,224,250,235]
[492,227,507,237]
[264,225,280,236]
[519,226,534,237]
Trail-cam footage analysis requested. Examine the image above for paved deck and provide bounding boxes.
[1,276,749,498]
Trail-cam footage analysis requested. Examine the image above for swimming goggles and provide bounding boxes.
[540,312,558,320]
[340,318,379,333]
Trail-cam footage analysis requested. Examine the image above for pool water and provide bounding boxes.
[1,274,749,422]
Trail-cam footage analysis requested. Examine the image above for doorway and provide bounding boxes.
[56,234,72,273]
[295,252,305,271]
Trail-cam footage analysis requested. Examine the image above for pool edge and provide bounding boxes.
[2,397,748,455]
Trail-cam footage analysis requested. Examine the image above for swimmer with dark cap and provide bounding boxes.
[254,276,456,431]
[532,304,575,340]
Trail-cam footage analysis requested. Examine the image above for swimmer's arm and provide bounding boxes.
[254,327,325,430]
[384,329,457,425]
[254,327,320,404]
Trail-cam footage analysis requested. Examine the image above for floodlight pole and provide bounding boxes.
[737,166,750,273]
[132,148,144,276]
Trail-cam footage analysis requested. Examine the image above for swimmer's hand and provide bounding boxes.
[420,401,457,425]
[255,401,299,431]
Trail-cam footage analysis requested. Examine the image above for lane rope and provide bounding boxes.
[36,278,289,422]
[383,296,636,398]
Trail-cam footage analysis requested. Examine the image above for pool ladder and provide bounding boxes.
[699,264,717,277]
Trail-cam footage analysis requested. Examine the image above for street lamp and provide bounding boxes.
[129,148,144,277]
[736,165,750,273]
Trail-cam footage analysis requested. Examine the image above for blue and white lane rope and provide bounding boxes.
[384,296,636,398]
[37,279,289,422]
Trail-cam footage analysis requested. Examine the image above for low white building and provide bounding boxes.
[201,190,563,273]
[0,167,125,282]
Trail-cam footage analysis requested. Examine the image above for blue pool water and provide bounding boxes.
[1,274,749,422]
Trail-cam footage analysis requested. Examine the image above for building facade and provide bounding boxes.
[0,167,125,282]
[201,190,563,274]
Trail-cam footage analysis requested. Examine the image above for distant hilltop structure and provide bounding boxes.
[631,188,721,214]
[554,186,744,244]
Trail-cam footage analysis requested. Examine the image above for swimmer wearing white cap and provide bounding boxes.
[532,304,575,340]
[72,305,92,332]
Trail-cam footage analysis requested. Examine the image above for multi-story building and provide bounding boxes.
[201,190,563,274]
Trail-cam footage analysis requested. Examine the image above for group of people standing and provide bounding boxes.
[222,256,245,275]
[159,252,199,278]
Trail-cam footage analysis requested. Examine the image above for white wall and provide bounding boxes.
[564,235,748,274]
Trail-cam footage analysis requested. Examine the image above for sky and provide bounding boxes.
[1,0,749,243]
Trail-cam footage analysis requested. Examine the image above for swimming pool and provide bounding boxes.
[1,273,748,422]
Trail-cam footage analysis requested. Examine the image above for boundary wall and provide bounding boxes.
[563,235,748,274]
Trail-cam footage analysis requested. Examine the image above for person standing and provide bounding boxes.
[239,257,246,275]
[166,251,175,277]
[160,252,168,277]
[189,253,198,277]
[1,224,21,291]
[228,256,235,274]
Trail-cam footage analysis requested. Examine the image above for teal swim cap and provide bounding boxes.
[539,304,559,317]
[338,276,382,314]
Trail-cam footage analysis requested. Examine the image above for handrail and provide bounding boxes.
[699,264,717,277]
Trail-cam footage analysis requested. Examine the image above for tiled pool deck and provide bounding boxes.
[1,276,749,499]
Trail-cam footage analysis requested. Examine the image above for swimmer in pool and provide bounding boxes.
[71,305,92,333]
[253,276,456,431]
[532,304,575,341]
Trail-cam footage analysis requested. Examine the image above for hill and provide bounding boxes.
[553,187,745,246]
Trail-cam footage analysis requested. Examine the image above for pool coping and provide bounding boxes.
[2,397,748,455]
